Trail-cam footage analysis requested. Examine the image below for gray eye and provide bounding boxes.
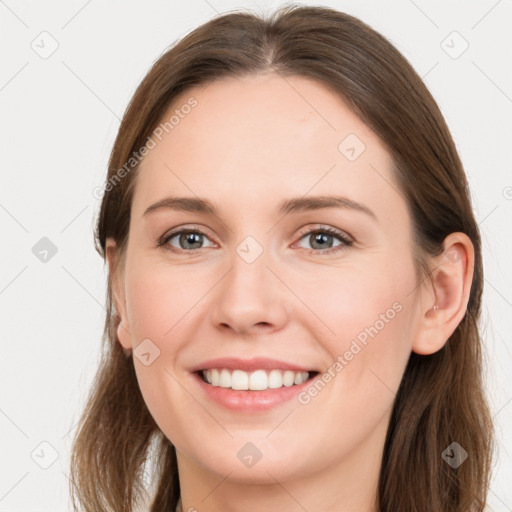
[165,230,215,251]
[297,231,344,251]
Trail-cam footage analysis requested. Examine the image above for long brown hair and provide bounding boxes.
[70,4,494,511]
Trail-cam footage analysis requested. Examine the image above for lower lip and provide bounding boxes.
[193,372,316,412]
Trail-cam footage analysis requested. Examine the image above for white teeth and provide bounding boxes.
[294,372,305,385]
[231,370,249,390]
[268,369,283,388]
[282,370,295,387]
[219,369,231,387]
[249,370,267,390]
[201,368,310,390]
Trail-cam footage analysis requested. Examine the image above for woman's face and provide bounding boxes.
[110,72,424,486]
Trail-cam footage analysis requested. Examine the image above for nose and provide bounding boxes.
[210,244,291,336]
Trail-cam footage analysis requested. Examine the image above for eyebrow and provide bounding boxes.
[143,195,377,221]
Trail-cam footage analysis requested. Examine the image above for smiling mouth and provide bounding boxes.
[196,368,320,391]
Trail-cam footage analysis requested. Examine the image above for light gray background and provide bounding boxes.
[1,0,511,510]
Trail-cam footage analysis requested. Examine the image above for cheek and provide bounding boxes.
[302,258,415,394]
[337,302,412,396]
[123,266,198,444]
[291,296,412,467]
[123,262,216,436]
[300,257,413,343]
[125,263,197,342]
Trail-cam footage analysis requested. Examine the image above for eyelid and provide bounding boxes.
[294,224,353,243]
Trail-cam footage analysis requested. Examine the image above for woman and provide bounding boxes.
[70,4,494,511]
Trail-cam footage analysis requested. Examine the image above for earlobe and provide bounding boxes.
[411,233,474,356]
[117,321,133,355]
[105,237,133,352]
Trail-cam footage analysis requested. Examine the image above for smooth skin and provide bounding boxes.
[106,72,474,512]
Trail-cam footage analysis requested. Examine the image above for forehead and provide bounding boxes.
[132,72,400,219]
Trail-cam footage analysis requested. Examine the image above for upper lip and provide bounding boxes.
[190,357,318,373]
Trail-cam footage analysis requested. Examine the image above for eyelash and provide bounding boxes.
[157,225,354,256]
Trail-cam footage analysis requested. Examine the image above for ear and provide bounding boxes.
[411,232,475,355]
[105,237,133,353]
